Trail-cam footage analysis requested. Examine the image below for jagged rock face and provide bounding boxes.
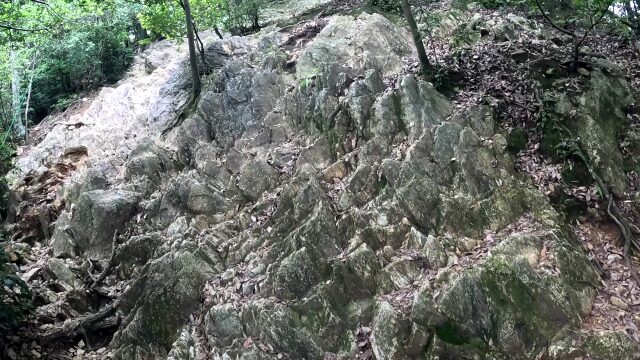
[17,12,634,360]
[550,70,634,197]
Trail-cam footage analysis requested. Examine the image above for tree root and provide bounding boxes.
[88,230,118,290]
[607,198,640,285]
[571,140,640,285]
[38,302,119,342]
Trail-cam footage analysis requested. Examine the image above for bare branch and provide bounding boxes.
[577,1,614,48]
[533,0,576,38]
[0,23,48,32]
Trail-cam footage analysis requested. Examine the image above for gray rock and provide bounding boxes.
[165,173,232,215]
[297,13,413,79]
[274,247,323,299]
[50,212,77,258]
[295,137,334,172]
[584,331,640,360]
[47,258,82,289]
[205,304,244,347]
[408,229,447,270]
[398,76,452,140]
[430,230,597,357]
[371,301,410,360]
[111,250,216,358]
[166,326,196,360]
[68,190,140,259]
[116,233,164,278]
[383,258,421,289]
[237,160,279,201]
[241,300,323,359]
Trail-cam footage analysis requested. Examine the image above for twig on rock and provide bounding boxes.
[88,230,118,290]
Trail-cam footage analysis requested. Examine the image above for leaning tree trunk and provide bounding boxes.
[400,0,432,78]
[183,0,201,98]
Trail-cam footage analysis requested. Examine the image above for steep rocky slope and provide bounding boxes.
[4,3,640,360]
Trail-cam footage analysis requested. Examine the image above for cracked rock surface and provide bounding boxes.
[6,10,639,360]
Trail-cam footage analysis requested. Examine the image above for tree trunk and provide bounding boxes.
[400,0,432,78]
[24,53,37,143]
[214,27,223,39]
[191,20,209,70]
[183,0,201,98]
[630,1,640,34]
[10,47,25,138]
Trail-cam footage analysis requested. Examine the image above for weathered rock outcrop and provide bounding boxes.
[10,9,639,360]
[108,13,599,359]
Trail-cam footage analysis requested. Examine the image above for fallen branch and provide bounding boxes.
[88,230,118,289]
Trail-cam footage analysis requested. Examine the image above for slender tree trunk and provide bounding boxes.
[10,47,25,138]
[191,20,209,70]
[214,27,223,39]
[24,53,37,143]
[182,0,201,97]
[630,1,640,34]
[400,0,432,78]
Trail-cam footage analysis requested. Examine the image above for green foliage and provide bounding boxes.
[139,0,265,38]
[32,10,137,117]
[367,0,402,13]
[531,0,622,31]
[139,0,192,39]
[222,0,264,34]
[482,0,522,8]
[0,138,15,176]
[0,0,141,125]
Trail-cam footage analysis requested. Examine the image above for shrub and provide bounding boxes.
[222,0,265,34]
[29,6,138,120]
[368,0,402,13]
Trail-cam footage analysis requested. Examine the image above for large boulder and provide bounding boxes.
[297,13,414,78]
[65,190,140,259]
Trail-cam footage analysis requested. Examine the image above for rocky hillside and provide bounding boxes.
[3,1,640,359]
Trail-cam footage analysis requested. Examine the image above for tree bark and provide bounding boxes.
[182,0,201,98]
[10,47,25,138]
[214,27,223,39]
[24,53,37,143]
[400,0,432,78]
